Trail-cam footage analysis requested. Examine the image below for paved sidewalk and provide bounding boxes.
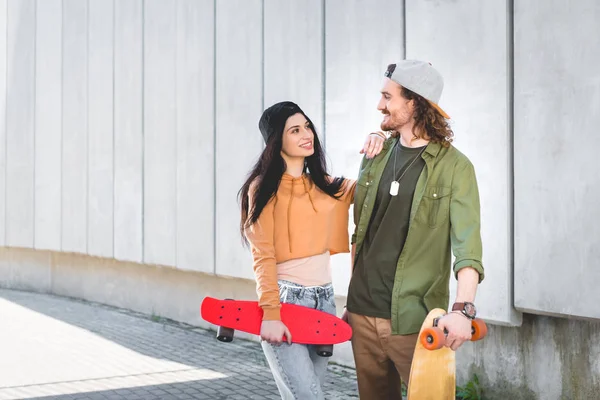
[0,289,358,399]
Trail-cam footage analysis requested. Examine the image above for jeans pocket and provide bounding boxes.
[278,285,290,304]
[320,292,337,316]
[278,283,301,304]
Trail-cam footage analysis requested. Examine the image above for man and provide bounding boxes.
[343,60,484,398]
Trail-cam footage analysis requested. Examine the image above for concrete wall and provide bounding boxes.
[514,0,600,321]
[1,0,599,398]
[0,0,217,273]
[457,315,600,400]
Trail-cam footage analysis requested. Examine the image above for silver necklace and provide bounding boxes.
[389,142,427,196]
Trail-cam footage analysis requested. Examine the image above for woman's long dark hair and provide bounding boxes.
[238,101,345,245]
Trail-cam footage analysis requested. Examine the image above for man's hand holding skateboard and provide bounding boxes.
[435,267,481,351]
[436,312,473,351]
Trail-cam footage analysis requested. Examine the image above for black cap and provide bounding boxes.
[258,101,308,144]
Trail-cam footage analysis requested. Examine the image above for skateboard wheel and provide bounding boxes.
[217,326,235,342]
[315,344,333,357]
[470,319,488,341]
[420,327,445,351]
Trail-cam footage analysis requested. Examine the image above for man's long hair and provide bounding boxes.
[401,87,454,147]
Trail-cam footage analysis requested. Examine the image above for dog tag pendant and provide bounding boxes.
[389,181,399,196]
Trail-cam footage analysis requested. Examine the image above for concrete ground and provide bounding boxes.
[0,289,358,399]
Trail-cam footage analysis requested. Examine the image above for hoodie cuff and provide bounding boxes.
[262,306,282,321]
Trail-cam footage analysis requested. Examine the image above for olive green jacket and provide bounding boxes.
[351,137,484,335]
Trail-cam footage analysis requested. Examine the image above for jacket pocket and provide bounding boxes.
[421,186,451,228]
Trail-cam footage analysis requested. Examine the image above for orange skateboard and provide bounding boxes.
[407,308,488,399]
[200,297,352,357]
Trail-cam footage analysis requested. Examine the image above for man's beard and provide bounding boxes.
[381,111,409,132]
[380,113,398,131]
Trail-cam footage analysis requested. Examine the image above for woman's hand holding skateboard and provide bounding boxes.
[261,320,293,345]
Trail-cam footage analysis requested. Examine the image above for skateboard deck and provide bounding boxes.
[407,308,488,400]
[200,297,352,347]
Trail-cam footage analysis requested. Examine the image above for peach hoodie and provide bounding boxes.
[244,174,356,320]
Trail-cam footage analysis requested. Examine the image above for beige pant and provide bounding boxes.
[348,311,418,399]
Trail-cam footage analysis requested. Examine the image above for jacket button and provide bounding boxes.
[433,193,438,198]
[366,182,370,185]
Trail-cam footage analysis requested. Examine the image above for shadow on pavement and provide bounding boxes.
[0,289,358,399]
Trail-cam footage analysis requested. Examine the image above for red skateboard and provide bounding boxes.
[200,297,352,357]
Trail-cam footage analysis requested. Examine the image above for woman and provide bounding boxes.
[238,101,384,399]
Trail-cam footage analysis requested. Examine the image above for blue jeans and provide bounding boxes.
[261,280,337,400]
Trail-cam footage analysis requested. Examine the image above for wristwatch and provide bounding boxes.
[452,302,477,319]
